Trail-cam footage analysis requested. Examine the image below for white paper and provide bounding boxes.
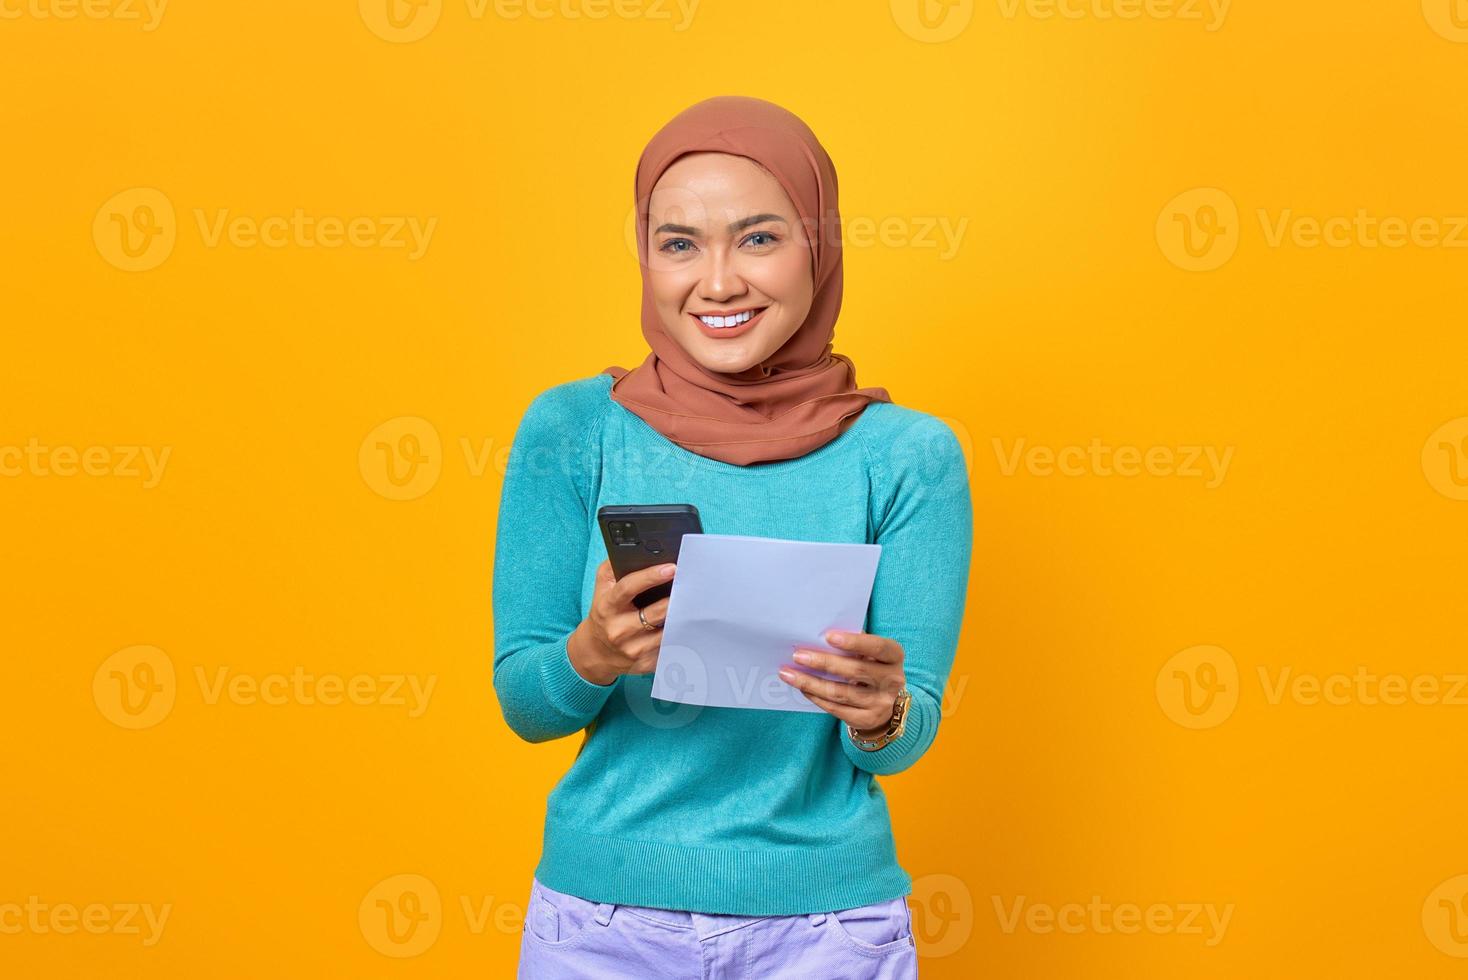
[650,533,882,713]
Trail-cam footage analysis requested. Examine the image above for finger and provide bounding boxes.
[591,560,617,614]
[610,603,667,645]
[778,664,874,707]
[825,630,900,664]
[609,562,677,608]
[622,623,667,662]
[636,596,671,630]
[790,648,877,686]
[639,596,671,625]
[798,692,871,729]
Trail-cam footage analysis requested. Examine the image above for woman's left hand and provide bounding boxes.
[778,630,905,737]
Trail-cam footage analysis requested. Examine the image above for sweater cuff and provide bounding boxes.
[541,634,618,720]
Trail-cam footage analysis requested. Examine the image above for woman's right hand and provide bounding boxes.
[566,559,677,685]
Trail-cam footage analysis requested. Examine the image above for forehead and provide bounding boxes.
[649,152,792,217]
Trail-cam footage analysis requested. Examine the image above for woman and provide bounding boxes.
[493,95,972,979]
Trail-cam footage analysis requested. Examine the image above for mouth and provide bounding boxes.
[688,305,769,340]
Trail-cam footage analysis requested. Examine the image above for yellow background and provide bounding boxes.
[3,0,1467,976]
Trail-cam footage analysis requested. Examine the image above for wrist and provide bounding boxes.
[567,624,616,687]
[847,685,912,750]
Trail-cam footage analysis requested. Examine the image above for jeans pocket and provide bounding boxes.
[524,878,606,949]
[826,896,915,955]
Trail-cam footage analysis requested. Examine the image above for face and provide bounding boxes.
[644,152,814,375]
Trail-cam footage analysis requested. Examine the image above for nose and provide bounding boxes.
[698,245,747,303]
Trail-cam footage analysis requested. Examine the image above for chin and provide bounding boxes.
[693,346,760,374]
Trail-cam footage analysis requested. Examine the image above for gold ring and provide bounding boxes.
[638,607,658,631]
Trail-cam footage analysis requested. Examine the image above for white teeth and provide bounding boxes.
[698,309,758,328]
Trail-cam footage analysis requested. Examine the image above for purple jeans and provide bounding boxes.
[517,877,919,979]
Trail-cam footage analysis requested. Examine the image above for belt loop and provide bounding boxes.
[808,912,825,926]
[595,902,615,926]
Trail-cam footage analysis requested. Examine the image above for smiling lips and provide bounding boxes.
[689,305,769,339]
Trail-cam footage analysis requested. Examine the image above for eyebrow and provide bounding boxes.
[653,213,787,236]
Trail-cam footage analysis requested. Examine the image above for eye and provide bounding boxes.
[658,238,695,255]
[742,231,780,248]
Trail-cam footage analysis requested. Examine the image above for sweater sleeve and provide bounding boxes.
[842,414,974,776]
[491,381,618,743]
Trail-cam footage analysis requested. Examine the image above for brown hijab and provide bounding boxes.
[602,96,892,467]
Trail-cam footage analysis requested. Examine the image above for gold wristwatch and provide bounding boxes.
[847,687,912,751]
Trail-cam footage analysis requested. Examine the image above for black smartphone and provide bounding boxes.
[596,504,703,608]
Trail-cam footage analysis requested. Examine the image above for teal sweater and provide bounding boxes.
[491,372,973,916]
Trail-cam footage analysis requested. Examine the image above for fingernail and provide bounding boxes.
[827,631,846,645]
[792,650,813,664]
[778,667,796,681]
[662,564,677,578]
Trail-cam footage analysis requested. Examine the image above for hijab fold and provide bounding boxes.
[602,96,892,467]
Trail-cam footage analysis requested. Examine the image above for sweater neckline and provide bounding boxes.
[596,373,880,475]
